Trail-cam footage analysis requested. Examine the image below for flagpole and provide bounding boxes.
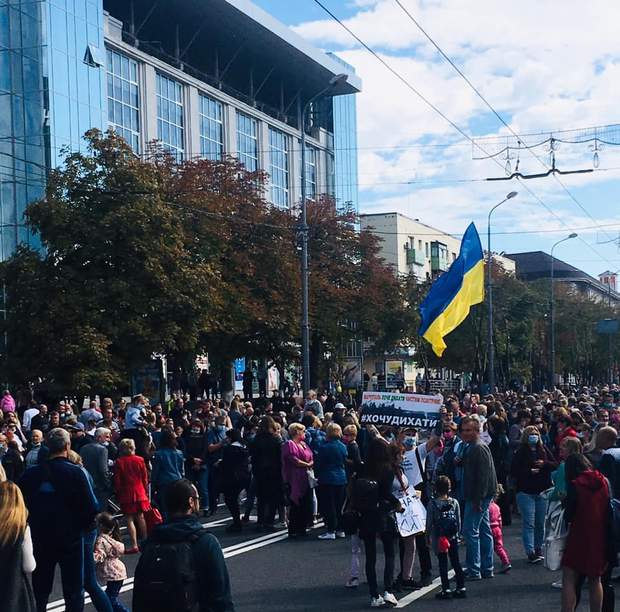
[486,192,518,394]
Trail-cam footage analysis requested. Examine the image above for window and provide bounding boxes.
[269,128,289,207]
[199,94,223,160]
[156,72,184,160]
[304,144,317,199]
[237,112,258,171]
[425,242,429,257]
[106,49,140,151]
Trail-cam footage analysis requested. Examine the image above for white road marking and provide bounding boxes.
[46,521,323,611]
[395,570,455,608]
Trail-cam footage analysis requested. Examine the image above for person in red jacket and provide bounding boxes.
[561,453,611,612]
[114,438,149,553]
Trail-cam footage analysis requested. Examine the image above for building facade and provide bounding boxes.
[507,251,620,305]
[360,212,515,281]
[0,0,361,261]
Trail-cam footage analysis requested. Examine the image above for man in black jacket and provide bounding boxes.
[133,479,235,612]
[20,427,99,612]
[461,415,498,580]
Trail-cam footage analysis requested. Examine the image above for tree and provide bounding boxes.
[1,130,213,398]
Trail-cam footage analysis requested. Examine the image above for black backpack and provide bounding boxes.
[350,477,379,513]
[132,528,203,612]
[436,500,459,538]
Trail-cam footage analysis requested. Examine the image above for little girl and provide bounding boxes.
[94,512,129,612]
[489,488,511,573]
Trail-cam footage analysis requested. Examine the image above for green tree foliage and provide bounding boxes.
[1,131,212,395]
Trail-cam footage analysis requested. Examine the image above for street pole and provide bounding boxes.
[486,191,518,394]
[299,73,348,396]
[549,233,578,390]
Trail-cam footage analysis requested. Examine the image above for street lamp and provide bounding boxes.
[299,73,348,395]
[487,191,518,393]
[549,232,578,389]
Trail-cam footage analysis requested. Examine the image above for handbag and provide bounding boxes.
[307,468,318,489]
[543,498,567,571]
[143,505,163,536]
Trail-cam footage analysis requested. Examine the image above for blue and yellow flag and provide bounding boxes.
[418,222,485,357]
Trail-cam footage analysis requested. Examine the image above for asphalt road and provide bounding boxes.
[46,508,607,611]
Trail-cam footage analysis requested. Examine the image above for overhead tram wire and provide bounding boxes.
[311,0,616,268]
[392,0,617,245]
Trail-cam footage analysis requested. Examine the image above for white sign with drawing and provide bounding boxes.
[396,494,427,537]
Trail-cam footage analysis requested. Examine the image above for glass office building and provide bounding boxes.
[0,0,361,260]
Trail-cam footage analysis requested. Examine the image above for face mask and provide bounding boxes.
[191,428,201,435]
[103,441,109,447]
[404,436,417,448]
[528,434,539,446]
[577,432,585,439]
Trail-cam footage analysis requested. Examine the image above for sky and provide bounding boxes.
[253,0,620,278]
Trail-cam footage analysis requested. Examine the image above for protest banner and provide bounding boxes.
[360,391,443,430]
[396,494,427,537]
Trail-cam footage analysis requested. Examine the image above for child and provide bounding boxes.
[489,488,512,573]
[94,512,129,612]
[426,475,466,599]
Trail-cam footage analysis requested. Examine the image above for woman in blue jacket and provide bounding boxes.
[151,428,185,518]
[316,422,348,540]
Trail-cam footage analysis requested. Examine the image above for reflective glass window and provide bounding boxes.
[106,48,140,152]
[269,127,289,208]
[236,112,258,172]
[156,72,184,160]
[199,93,223,160]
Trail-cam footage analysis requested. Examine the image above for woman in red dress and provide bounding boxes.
[561,453,611,612]
[114,438,149,553]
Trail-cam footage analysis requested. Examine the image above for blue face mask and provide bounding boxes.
[528,434,539,446]
[404,436,417,448]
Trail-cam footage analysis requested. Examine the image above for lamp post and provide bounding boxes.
[550,232,578,389]
[298,73,348,395]
[487,191,518,394]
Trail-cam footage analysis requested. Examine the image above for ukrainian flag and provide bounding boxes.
[418,222,485,357]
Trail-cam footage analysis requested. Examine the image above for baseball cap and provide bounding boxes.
[334,403,346,411]
[67,422,85,431]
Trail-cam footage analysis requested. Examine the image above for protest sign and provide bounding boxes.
[396,494,427,537]
[360,391,442,430]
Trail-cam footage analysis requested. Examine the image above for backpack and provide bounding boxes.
[132,528,203,612]
[436,500,459,538]
[349,477,379,513]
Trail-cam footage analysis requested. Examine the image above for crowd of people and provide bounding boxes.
[1,383,620,611]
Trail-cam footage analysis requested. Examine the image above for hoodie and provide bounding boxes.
[144,516,235,612]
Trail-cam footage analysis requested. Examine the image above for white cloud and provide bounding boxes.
[292,0,620,274]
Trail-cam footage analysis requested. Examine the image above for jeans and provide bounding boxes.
[83,529,113,612]
[32,535,84,612]
[438,540,465,591]
[243,476,257,517]
[189,467,209,510]
[463,497,494,577]
[208,462,221,512]
[318,483,346,533]
[362,532,397,598]
[224,481,248,526]
[516,492,546,555]
[105,581,129,612]
[288,488,313,536]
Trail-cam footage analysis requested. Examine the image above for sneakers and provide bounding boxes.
[383,591,398,607]
[318,532,336,540]
[419,574,433,587]
[336,531,346,538]
[499,563,512,574]
[464,573,482,581]
[370,595,385,608]
[400,579,420,591]
[453,587,467,599]
[527,552,544,564]
[346,577,359,588]
[551,580,563,589]
[435,590,452,600]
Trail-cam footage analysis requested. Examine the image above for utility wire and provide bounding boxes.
[392,0,617,245]
[311,0,616,267]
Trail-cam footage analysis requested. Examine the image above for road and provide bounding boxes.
[46,509,608,611]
